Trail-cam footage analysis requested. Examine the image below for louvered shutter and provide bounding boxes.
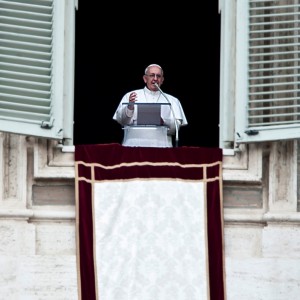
[0,0,67,140]
[235,0,300,143]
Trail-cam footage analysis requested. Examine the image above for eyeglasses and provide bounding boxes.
[145,73,162,79]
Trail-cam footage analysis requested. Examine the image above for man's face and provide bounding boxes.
[143,66,164,91]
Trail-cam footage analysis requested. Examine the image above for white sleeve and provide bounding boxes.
[161,96,188,135]
[113,93,135,125]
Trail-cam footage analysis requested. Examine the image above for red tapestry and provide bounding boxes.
[75,143,225,300]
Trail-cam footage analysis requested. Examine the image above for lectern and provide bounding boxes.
[121,102,172,147]
[122,125,171,147]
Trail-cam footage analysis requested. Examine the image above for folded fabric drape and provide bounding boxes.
[75,143,225,300]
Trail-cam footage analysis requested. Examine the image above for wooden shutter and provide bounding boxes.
[235,0,300,143]
[0,0,66,140]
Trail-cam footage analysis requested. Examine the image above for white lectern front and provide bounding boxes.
[122,125,172,147]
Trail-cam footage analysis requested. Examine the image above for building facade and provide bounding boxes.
[0,0,299,299]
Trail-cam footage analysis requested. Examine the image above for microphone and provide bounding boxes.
[154,83,179,147]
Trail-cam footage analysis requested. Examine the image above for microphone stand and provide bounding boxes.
[154,83,179,147]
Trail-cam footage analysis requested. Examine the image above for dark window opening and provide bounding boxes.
[74,3,220,148]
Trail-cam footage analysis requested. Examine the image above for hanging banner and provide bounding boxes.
[75,143,226,300]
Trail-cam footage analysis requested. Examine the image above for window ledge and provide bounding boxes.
[62,145,75,152]
[63,146,238,155]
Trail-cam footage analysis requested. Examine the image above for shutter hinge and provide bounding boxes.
[245,129,259,136]
[41,117,54,129]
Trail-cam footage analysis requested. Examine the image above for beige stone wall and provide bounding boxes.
[0,134,77,299]
[0,133,300,299]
